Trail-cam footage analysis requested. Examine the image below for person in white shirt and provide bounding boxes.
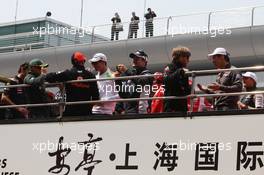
[89,53,119,115]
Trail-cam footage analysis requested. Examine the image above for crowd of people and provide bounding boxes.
[0,46,263,120]
[111,8,157,40]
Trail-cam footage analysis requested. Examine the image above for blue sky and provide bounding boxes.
[0,0,263,27]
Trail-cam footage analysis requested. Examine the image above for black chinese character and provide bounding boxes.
[153,142,178,171]
[110,143,138,170]
[75,133,102,175]
[195,142,219,171]
[48,136,71,175]
[237,141,264,171]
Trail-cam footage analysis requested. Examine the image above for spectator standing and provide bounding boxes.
[128,12,140,39]
[144,8,156,37]
[111,12,123,41]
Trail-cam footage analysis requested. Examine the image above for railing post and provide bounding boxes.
[166,16,172,35]
[58,83,66,119]
[91,26,95,43]
[208,12,212,32]
[190,72,196,116]
[251,7,256,27]
[142,19,145,38]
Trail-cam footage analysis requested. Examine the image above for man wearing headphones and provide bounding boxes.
[45,52,99,116]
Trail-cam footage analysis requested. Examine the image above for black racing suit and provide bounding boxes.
[116,67,153,114]
[45,66,99,116]
[24,73,49,118]
[163,62,191,112]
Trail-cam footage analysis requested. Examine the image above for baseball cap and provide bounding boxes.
[208,48,229,59]
[72,52,87,62]
[89,53,107,63]
[29,58,48,67]
[129,50,148,60]
[242,72,257,83]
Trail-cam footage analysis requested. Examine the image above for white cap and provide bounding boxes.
[89,53,107,63]
[242,72,257,83]
[208,47,229,59]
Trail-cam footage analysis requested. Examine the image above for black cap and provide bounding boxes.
[129,50,148,60]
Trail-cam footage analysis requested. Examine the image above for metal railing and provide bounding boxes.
[0,5,264,53]
[81,5,264,42]
[1,66,264,119]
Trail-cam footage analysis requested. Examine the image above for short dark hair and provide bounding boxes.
[18,62,29,73]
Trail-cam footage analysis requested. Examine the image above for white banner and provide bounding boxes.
[0,114,264,175]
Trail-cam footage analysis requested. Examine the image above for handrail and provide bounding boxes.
[0,31,35,40]
[0,90,263,110]
[0,42,46,50]
[1,66,264,89]
[88,5,264,40]
[86,5,264,29]
[189,66,264,76]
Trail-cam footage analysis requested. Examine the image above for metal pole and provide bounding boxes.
[80,0,84,27]
[142,0,147,37]
[251,7,256,27]
[190,72,196,114]
[91,26,95,43]
[14,0,19,50]
[58,83,66,119]
[208,12,212,33]
[15,0,19,22]
[166,16,172,35]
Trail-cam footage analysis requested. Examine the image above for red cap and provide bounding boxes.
[73,52,87,62]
